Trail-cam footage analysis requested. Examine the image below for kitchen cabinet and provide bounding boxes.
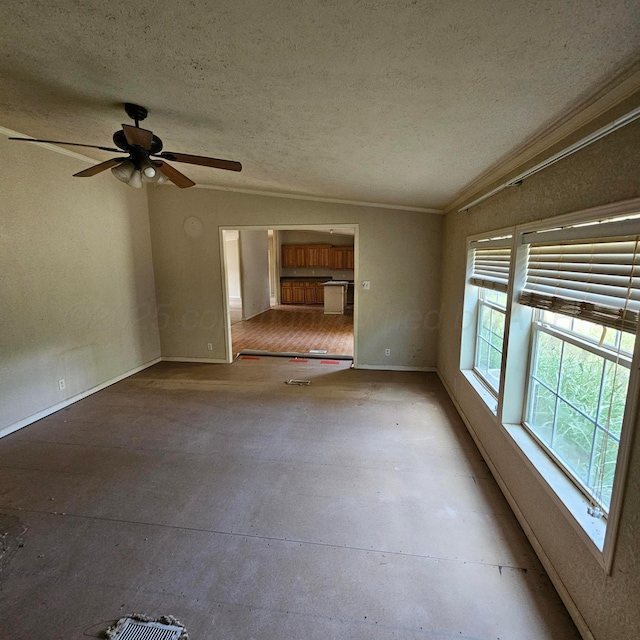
[304,282,317,304]
[280,280,326,305]
[280,281,293,304]
[306,245,332,268]
[281,244,345,269]
[282,245,307,268]
[330,246,354,270]
[292,281,306,304]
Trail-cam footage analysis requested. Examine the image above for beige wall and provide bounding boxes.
[438,119,640,639]
[147,188,442,368]
[238,229,270,319]
[224,232,241,298]
[0,135,160,434]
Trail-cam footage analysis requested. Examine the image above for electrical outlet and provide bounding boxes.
[362,280,371,290]
[58,378,66,390]
[385,348,391,357]
[207,343,213,351]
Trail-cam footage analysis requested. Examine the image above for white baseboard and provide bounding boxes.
[355,364,436,372]
[161,356,228,364]
[0,357,162,440]
[435,369,594,640]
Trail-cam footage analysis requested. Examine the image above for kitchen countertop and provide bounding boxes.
[280,277,330,282]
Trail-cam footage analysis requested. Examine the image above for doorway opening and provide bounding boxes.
[222,225,357,362]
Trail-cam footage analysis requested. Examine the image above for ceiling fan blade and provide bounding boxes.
[122,124,154,150]
[157,151,242,172]
[156,161,196,188]
[73,158,126,178]
[8,137,120,152]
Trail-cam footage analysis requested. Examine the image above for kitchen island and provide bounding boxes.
[323,280,348,314]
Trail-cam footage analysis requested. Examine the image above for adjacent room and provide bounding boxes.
[224,227,355,358]
[1,2,639,639]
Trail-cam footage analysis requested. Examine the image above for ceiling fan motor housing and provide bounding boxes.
[112,129,163,155]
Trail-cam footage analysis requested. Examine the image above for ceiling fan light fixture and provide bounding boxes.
[128,169,143,188]
[110,159,136,183]
[9,104,242,188]
[155,172,169,185]
[140,158,159,181]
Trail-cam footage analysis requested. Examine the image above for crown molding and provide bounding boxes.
[193,183,443,214]
[447,62,640,214]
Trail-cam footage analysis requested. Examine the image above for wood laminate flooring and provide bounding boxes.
[231,304,354,356]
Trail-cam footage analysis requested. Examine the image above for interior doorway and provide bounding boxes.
[222,225,357,361]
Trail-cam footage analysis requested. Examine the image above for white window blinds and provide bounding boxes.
[519,218,640,332]
[469,237,512,293]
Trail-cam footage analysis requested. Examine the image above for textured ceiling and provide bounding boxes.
[1,0,639,210]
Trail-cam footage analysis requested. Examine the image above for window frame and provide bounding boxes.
[522,315,632,514]
[459,196,640,572]
[460,230,513,413]
[473,291,507,394]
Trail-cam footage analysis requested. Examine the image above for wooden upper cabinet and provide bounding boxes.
[306,245,332,268]
[281,245,297,268]
[282,245,306,268]
[330,246,354,270]
[345,247,354,270]
[282,244,353,269]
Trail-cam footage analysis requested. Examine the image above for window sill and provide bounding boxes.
[461,369,498,415]
[502,422,607,564]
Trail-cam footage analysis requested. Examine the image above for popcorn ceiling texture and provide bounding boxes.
[0,0,639,209]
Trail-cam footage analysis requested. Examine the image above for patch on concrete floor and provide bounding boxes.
[0,512,26,572]
[105,615,187,640]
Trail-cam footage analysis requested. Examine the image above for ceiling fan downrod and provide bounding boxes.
[124,102,148,128]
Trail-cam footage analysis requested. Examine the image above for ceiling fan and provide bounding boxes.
[9,103,242,188]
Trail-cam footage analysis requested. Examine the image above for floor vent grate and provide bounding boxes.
[109,618,185,640]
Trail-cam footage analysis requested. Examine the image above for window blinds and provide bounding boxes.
[519,219,640,332]
[469,237,512,293]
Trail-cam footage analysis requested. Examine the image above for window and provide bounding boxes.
[474,289,507,392]
[460,208,640,562]
[525,312,632,512]
[467,237,512,396]
[518,217,639,515]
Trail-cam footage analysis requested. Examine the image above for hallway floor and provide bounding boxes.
[0,358,579,639]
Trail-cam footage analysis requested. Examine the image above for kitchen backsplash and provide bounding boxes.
[281,268,354,280]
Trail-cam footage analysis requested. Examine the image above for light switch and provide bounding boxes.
[361,280,371,290]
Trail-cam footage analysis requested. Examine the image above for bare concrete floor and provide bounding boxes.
[0,358,580,639]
